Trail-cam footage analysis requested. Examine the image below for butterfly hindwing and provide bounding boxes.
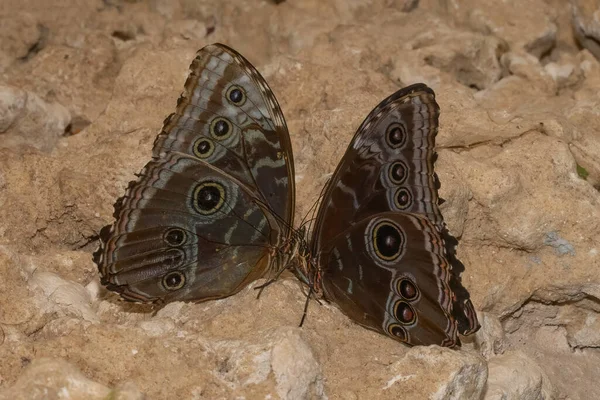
[318,212,462,346]
[94,44,294,303]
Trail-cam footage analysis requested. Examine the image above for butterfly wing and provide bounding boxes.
[94,44,294,303]
[153,43,294,227]
[310,84,479,346]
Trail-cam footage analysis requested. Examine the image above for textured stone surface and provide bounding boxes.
[383,346,487,399]
[572,0,600,60]
[0,358,144,400]
[444,0,558,58]
[485,351,555,400]
[0,85,70,151]
[0,0,599,399]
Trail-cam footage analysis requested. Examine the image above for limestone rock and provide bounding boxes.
[475,312,506,359]
[571,0,600,60]
[485,351,555,400]
[0,85,70,151]
[448,0,558,58]
[383,346,487,399]
[0,12,44,71]
[0,358,143,400]
[213,329,324,399]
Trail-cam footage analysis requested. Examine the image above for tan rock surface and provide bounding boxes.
[572,0,600,60]
[0,0,599,399]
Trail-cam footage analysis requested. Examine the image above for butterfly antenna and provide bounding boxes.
[298,271,324,327]
[304,175,332,239]
[299,173,331,229]
[297,193,321,230]
[299,285,313,327]
[292,172,332,242]
[304,202,320,243]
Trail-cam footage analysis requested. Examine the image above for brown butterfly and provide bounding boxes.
[94,43,479,346]
[296,85,480,347]
[94,44,299,303]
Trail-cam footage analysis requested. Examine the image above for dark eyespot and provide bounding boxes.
[394,301,416,324]
[387,323,407,341]
[193,138,214,158]
[372,220,405,261]
[192,181,225,215]
[385,123,407,148]
[164,228,186,247]
[389,161,408,184]
[162,271,185,291]
[210,117,232,139]
[398,279,418,300]
[226,85,246,106]
[213,120,229,136]
[394,187,412,210]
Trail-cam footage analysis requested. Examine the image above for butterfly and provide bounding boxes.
[94,43,479,346]
[296,85,480,347]
[94,43,299,303]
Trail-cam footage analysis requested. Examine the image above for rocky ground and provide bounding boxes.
[1,0,599,399]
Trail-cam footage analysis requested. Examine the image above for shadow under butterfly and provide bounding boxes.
[93,43,480,347]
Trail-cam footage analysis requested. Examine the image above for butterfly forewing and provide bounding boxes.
[311,85,442,252]
[94,44,295,303]
[153,44,294,229]
[310,84,479,346]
